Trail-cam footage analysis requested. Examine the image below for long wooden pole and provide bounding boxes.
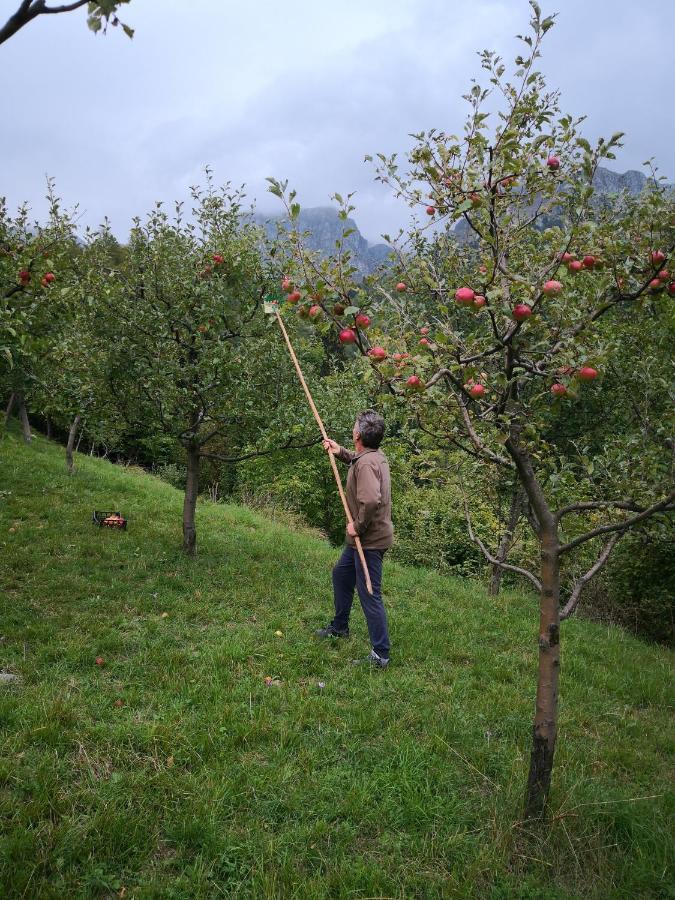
[274,306,373,594]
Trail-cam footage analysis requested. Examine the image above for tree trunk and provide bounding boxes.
[66,415,81,475]
[489,487,524,596]
[504,435,561,819]
[182,445,200,555]
[524,523,561,818]
[45,416,53,439]
[17,394,31,443]
[4,392,15,428]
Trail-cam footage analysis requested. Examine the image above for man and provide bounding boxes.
[315,408,393,668]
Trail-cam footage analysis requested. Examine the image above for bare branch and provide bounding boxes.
[556,499,645,522]
[200,436,320,464]
[458,398,513,467]
[558,490,675,555]
[0,0,87,44]
[464,497,542,591]
[560,533,621,619]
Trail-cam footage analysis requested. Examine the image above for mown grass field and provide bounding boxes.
[0,429,673,898]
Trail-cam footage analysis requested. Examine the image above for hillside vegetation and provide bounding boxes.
[0,431,672,898]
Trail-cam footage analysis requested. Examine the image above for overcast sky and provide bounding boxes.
[2,0,673,243]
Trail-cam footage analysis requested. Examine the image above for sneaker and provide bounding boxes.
[351,649,390,668]
[314,624,350,639]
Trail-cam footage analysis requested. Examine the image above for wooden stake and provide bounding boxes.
[274,306,373,594]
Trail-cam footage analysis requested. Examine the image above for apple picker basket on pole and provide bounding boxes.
[272,304,373,594]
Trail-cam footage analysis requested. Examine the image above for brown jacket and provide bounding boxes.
[336,446,394,549]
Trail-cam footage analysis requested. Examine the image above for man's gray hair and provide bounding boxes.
[356,409,385,449]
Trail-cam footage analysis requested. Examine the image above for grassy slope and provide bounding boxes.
[0,431,672,899]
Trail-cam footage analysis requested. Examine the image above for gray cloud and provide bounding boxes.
[2,0,673,243]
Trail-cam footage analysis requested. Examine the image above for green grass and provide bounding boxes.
[0,429,673,899]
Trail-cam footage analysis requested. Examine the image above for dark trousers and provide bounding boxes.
[331,545,390,658]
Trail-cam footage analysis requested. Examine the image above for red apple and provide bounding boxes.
[339,328,357,344]
[309,304,322,318]
[406,374,423,390]
[426,206,436,216]
[18,270,30,284]
[392,352,409,362]
[287,290,301,304]
[560,252,574,263]
[419,338,431,347]
[667,282,675,297]
[95,656,105,667]
[281,278,292,292]
[512,303,532,322]
[650,250,666,266]
[547,155,560,170]
[582,255,595,269]
[578,366,598,381]
[568,260,583,273]
[551,383,567,397]
[395,282,407,292]
[420,326,430,335]
[657,270,669,281]
[649,279,663,291]
[212,254,224,265]
[355,313,371,329]
[543,280,562,296]
[368,346,387,361]
[455,287,475,305]
[473,295,487,309]
[465,382,485,399]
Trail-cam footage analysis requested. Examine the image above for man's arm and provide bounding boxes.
[353,460,381,535]
[323,439,354,464]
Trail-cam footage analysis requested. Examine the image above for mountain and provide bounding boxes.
[254,207,391,276]
[254,168,667,271]
[452,166,668,245]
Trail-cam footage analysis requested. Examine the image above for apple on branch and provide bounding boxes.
[543,280,562,296]
[512,303,532,322]
[465,382,485,399]
[455,287,475,305]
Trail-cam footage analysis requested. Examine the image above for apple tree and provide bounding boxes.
[271,2,675,817]
[83,174,320,554]
[0,184,81,445]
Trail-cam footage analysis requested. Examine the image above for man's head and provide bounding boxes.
[353,409,385,450]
